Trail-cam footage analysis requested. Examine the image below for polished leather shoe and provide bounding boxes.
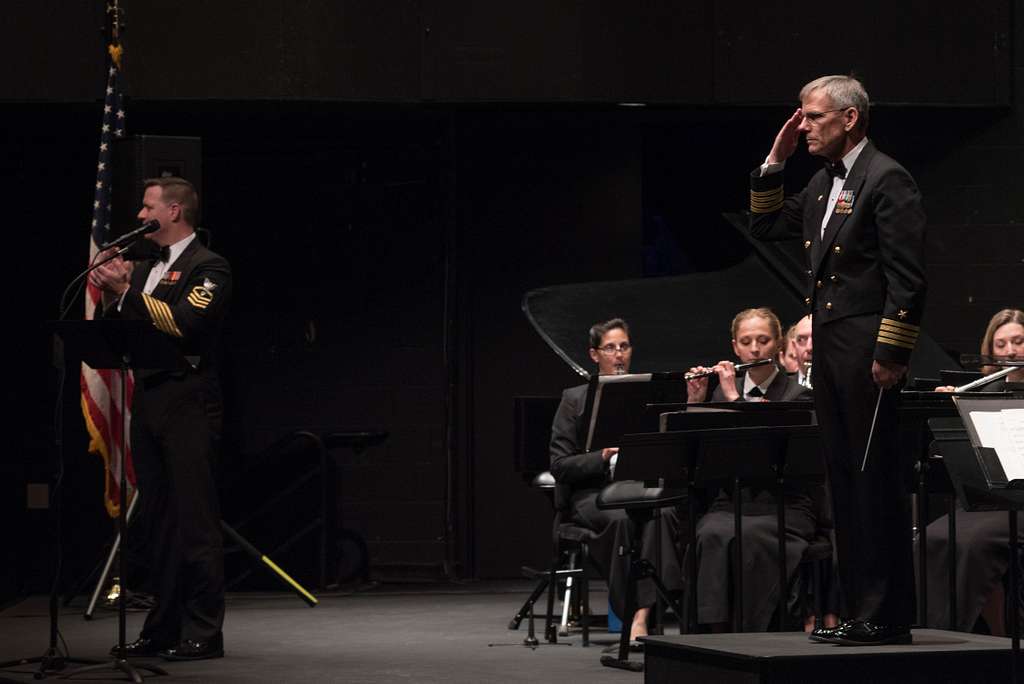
[110,636,170,658]
[159,634,224,661]
[833,620,911,646]
[808,618,858,643]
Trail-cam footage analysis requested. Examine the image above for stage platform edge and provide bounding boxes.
[641,629,1015,684]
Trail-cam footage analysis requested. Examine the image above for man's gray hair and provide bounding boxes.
[799,75,870,131]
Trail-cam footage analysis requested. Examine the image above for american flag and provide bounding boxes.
[80,39,134,518]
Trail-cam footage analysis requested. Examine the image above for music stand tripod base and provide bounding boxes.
[60,657,167,683]
[53,319,190,683]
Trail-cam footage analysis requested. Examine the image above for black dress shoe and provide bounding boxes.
[833,620,911,646]
[808,619,855,643]
[110,636,170,658]
[159,634,224,661]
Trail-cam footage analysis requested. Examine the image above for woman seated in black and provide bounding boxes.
[924,308,1024,634]
[685,307,823,632]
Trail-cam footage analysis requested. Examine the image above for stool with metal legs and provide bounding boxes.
[596,482,686,673]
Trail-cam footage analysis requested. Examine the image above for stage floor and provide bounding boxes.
[0,581,634,683]
[2,584,1015,683]
[643,629,1017,684]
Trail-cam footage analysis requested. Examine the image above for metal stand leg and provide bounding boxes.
[84,492,140,620]
[600,511,685,673]
[1010,511,1019,684]
[63,361,166,683]
[917,457,929,628]
[559,552,577,636]
[733,476,744,632]
[686,481,698,634]
[508,574,550,630]
[776,463,788,632]
[949,501,958,631]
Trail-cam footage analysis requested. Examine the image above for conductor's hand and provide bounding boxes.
[715,361,740,401]
[934,385,956,393]
[686,366,710,404]
[767,108,804,165]
[88,248,132,296]
[601,447,619,462]
[872,359,906,389]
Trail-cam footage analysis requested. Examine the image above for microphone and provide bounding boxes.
[99,220,160,251]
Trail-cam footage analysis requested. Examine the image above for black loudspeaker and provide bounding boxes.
[110,135,202,239]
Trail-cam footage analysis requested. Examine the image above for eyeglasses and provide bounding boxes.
[596,343,632,355]
[802,108,847,124]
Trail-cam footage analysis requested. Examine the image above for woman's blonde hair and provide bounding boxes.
[731,307,782,342]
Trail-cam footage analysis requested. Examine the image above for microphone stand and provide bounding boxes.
[0,307,109,678]
[62,346,166,683]
[57,245,131,322]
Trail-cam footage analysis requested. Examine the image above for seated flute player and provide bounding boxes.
[548,318,683,646]
[922,308,1024,635]
[684,307,829,632]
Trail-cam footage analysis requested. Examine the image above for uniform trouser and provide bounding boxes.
[694,500,816,631]
[813,313,916,625]
[132,374,225,643]
[570,488,684,621]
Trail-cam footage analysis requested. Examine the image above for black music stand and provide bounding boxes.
[934,394,1024,684]
[908,382,1024,630]
[56,319,191,682]
[618,408,820,635]
[580,372,686,453]
[0,332,113,679]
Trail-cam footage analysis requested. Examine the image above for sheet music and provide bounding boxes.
[969,409,1024,482]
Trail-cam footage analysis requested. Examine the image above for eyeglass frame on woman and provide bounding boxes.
[595,343,632,355]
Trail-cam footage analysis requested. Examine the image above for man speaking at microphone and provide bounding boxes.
[748,75,926,645]
[89,176,231,661]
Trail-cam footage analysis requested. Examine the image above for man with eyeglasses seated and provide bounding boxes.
[549,318,683,647]
[748,74,926,645]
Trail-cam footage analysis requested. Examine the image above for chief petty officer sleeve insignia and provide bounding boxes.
[141,293,184,338]
[750,168,785,214]
[187,278,218,310]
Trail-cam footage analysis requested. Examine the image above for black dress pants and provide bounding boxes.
[132,373,225,643]
[813,313,915,625]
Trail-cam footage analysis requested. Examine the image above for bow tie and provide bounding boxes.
[155,245,171,263]
[747,385,764,398]
[825,159,847,180]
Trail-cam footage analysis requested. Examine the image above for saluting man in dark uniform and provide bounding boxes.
[748,75,926,645]
[90,176,231,660]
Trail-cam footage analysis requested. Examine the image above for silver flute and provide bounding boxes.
[683,358,773,380]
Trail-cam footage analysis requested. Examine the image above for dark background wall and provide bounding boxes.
[5,2,1023,603]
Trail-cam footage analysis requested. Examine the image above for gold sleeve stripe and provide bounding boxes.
[877,332,915,349]
[878,329,917,345]
[751,187,784,214]
[879,324,918,341]
[881,318,920,333]
[142,294,183,338]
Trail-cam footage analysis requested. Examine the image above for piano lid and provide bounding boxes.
[523,212,955,380]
